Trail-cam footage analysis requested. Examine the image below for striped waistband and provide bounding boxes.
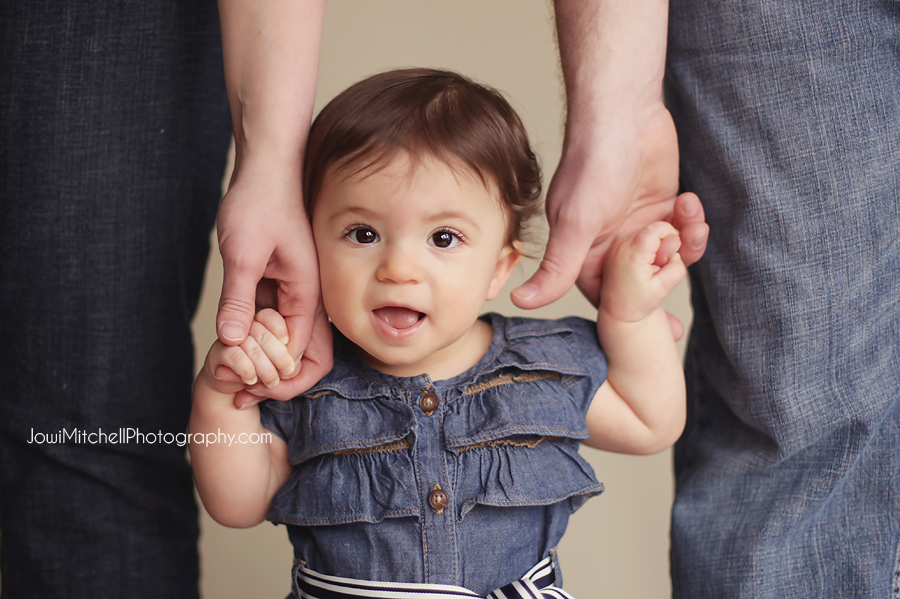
[294,556,576,599]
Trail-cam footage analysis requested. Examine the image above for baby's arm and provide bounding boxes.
[189,309,295,527]
[585,222,687,455]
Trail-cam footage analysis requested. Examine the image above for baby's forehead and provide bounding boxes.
[330,150,490,186]
[319,151,502,209]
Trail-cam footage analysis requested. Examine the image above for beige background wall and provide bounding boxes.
[191,1,692,597]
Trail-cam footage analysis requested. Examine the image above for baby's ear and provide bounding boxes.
[486,241,523,301]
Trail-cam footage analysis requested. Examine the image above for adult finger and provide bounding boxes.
[261,231,321,369]
[216,248,267,345]
[511,225,592,309]
[670,193,708,267]
[666,311,685,341]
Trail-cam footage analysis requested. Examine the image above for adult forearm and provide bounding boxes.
[521,1,692,311]
[218,0,325,168]
[553,0,669,140]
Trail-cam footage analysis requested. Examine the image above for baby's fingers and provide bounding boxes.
[248,320,296,380]
[214,344,258,387]
[255,308,289,345]
[654,234,682,268]
[654,252,687,295]
[631,222,679,262]
[239,336,281,389]
[635,223,687,292]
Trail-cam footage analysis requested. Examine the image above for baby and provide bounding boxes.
[190,68,687,598]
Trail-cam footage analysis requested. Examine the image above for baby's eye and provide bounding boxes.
[346,226,379,244]
[428,229,463,249]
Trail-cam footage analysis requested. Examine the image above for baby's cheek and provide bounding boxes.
[319,284,348,325]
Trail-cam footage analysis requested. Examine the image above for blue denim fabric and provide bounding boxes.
[666,0,900,596]
[0,0,231,596]
[258,313,606,596]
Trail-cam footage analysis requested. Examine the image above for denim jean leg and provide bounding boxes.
[0,0,231,597]
[666,0,900,597]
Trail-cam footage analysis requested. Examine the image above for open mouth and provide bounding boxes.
[372,306,425,330]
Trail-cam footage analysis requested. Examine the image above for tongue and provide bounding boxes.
[374,307,422,329]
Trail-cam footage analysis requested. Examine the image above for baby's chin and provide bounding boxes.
[352,344,431,378]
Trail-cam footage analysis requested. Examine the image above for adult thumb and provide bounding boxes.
[216,261,263,346]
[511,228,589,310]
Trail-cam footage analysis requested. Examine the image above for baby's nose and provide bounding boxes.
[375,244,423,284]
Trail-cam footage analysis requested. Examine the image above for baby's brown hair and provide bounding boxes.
[303,68,542,246]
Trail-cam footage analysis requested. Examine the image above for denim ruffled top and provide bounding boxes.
[258,313,607,595]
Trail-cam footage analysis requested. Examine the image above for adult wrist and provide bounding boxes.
[233,113,308,166]
[228,131,305,189]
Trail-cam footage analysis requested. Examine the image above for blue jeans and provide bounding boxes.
[666,0,900,596]
[0,0,231,596]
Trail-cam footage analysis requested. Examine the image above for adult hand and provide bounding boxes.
[511,101,708,310]
[233,304,333,408]
[214,0,328,403]
[215,162,333,406]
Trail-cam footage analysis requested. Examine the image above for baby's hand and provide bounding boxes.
[599,222,687,324]
[200,309,296,396]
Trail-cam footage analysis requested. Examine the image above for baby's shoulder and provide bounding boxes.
[493,313,598,342]
[485,313,604,374]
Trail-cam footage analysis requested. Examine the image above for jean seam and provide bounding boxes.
[448,426,586,446]
[291,433,411,462]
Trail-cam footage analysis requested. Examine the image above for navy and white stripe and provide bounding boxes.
[485,559,574,599]
[295,557,576,599]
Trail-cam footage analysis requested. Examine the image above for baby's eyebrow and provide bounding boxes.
[325,205,374,222]
[326,206,482,233]
[428,211,481,232]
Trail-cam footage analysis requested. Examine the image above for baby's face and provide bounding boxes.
[311,152,519,378]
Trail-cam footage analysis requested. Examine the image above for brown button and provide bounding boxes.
[419,391,439,415]
[428,483,449,514]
